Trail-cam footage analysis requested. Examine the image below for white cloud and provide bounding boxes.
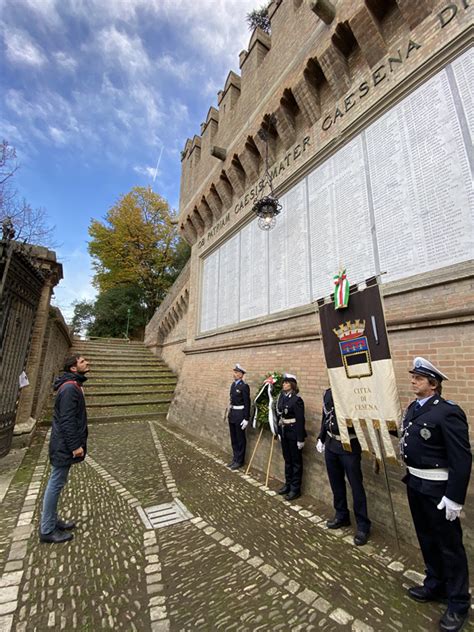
[133,164,160,179]
[4,28,47,66]
[155,54,194,82]
[49,125,68,145]
[14,0,62,27]
[96,25,150,74]
[53,51,77,72]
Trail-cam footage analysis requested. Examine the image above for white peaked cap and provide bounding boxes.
[233,363,246,373]
[409,357,448,381]
[283,373,297,382]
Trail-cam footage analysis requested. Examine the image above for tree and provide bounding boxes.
[88,186,189,318]
[70,299,96,336]
[246,2,271,33]
[88,285,148,339]
[0,140,55,246]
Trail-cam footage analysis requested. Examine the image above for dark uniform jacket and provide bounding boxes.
[228,380,250,423]
[401,395,472,505]
[318,388,361,455]
[50,372,88,467]
[276,392,307,443]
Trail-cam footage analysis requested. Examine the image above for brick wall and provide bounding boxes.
[146,0,474,553]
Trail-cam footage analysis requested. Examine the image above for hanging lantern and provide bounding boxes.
[251,115,282,231]
[253,195,282,231]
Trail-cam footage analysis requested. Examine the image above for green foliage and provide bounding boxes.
[70,300,95,336]
[88,285,147,339]
[254,371,284,428]
[88,186,189,317]
[246,2,271,33]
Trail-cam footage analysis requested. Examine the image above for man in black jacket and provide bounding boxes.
[227,364,250,470]
[39,354,89,543]
[317,388,371,545]
[401,357,472,632]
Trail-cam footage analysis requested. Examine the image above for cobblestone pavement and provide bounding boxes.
[0,420,472,631]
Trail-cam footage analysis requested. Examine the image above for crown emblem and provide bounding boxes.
[333,319,365,341]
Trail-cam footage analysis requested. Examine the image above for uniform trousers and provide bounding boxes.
[325,447,371,533]
[228,420,246,465]
[281,433,303,493]
[407,485,470,614]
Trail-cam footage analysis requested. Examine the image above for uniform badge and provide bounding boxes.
[236,389,241,393]
[420,428,431,440]
[284,407,288,415]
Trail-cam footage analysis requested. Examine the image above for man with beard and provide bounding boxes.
[39,354,90,543]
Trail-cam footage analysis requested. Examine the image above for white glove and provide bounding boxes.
[240,419,248,430]
[316,439,325,453]
[437,496,462,521]
[277,434,281,442]
[297,441,305,450]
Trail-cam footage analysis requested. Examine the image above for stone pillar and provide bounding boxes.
[15,275,54,427]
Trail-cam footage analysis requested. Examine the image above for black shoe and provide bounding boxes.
[439,608,469,632]
[40,529,73,544]
[56,518,75,531]
[226,461,235,468]
[407,585,447,604]
[230,463,242,470]
[277,485,290,495]
[285,491,301,501]
[354,531,369,546]
[326,517,351,529]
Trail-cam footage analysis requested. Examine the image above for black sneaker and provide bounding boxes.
[354,531,369,546]
[285,491,301,501]
[407,586,447,604]
[56,519,75,531]
[40,529,73,544]
[439,608,469,632]
[326,517,351,529]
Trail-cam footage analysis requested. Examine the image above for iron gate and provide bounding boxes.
[0,240,44,457]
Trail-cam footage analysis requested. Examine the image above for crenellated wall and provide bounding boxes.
[177,0,458,245]
[145,262,190,373]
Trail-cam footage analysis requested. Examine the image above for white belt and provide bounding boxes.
[280,418,296,425]
[230,405,244,410]
[407,466,449,481]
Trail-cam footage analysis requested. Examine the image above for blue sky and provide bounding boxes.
[0,0,257,319]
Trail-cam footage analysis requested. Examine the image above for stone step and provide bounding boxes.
[87,368,175,376]
[85,359,167,367]
[85,387,175,398]
[90,376,177,385]
[72,349,148,357]
[86,397,172,408]
[73,338,144,345]
[41,411,168,425]
[86,402,170,417]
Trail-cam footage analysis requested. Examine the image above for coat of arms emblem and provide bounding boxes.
[333,319,373,379]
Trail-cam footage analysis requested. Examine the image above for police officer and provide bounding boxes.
[316,388,371,545]
[276,374,306,501]
[227,364,250,470]
[401,357,472,632]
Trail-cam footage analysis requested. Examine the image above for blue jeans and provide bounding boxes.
[40,465,71,535]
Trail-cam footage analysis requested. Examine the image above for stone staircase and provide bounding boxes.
[68,338,176,423]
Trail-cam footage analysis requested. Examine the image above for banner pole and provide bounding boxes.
[245,426,264,475]
[265,435,275,487]
[375,427,401,551]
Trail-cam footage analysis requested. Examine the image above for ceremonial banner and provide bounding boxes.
[318,282,401,460]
